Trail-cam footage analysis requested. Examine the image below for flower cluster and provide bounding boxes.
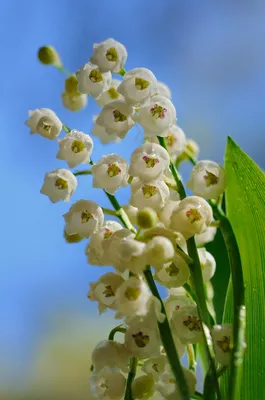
[30,38,234,400]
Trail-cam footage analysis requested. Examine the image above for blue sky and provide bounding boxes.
[1,0,265,392]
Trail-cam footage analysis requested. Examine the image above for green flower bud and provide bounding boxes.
[137,207,158,229]
[37,46,61,67]
[65,75,79,94]
[177,139,199,163]
[64,230,83,243]
[132,375,155,400]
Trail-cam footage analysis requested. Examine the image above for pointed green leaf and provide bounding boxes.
[221,137,265,399]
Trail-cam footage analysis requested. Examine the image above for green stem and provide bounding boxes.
[63,124,71,133]
[124,357,137,400]
[157,135,220,399]
[187,344,197,372]
[188,158,246,396]
[211,204,245,400]
[101,207,117,216]
[56,65,72,76]
[144,267,190,400]
[118,68,126,76]
[73,170,91,176]
[103,190,136,233]
[157,136,186,199]
[108,325,127,341]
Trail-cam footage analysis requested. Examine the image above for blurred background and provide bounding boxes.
[1,0,265,398]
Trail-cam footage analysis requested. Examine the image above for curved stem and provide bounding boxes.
[108,325,127,341]
[144,267,190,400]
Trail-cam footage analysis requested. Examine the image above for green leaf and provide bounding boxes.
[220,137,265,399]
[206,228,230,324]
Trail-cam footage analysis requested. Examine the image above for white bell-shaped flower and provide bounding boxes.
[88,272,125,314]
[96,101,135,139]
[57,130,93,168]
[158,191,181,229]
[40,169,77,203]
[86,221,123,266]
[186,160,227,199]
[147,125,186,162]
[62,91,88,111]
[195,226,217,247]
[167,287,186,296]
[90,38,127,73]
[164,294,195,320]
[130,178,170,212]
[97,79,123,106]
[131,375,155,400]
[118,68,157,106]
[63,200,104,238]
[76,62,111,99]
[154,253,190,288]
[115,277,151,319]
[142,355,167,382]
[164,125,186,160]
[156,81,171,99]
[91,154,129,195]
[90,366,126,400]
[107,229,147,274]
[198,248,216,282]
[91,340,130,373]
[145,236,175,269]
[125,317,161,358]
[212,324,233,366]
[156,365,196,400]
[171,304,203,344]
[25,108,62,139]
[138,95,176,137]
[170,196,213,239]
[123,204,138,225]
[129,143,170,183]
[92,115,121,144]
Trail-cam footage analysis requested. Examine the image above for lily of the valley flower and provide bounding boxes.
[90,38,127,73]
[91,154,129,195]
[63,200,104,238]
[40,168,77,203]
[25,108,62,139]
[57,130,93,168]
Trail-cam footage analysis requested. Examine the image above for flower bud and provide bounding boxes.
[132,375,155,399]
[177,139,199,163]
[37,46,61,67]
[63,230,83,243]
[145,236,175,268]
[65,75,79,93]
[137,208,158,229]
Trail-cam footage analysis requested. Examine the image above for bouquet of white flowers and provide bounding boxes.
[24,39,265,400]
